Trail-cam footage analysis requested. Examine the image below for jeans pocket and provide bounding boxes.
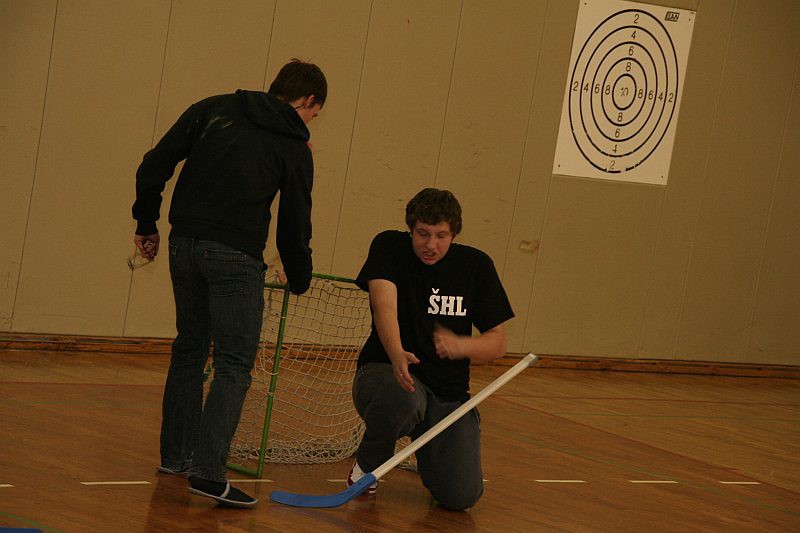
[204,248,248,296]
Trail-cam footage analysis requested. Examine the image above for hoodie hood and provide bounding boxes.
[236,89,310,142]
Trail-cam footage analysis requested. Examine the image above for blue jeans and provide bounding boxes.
[352,363,483,510]
[160,237,265,482]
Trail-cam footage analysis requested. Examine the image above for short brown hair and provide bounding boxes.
[268,59,327,107]
[405,188,462,236]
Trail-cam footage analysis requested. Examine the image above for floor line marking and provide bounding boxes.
[719,481,761,485]
[535,480,586,483]
[1,484,13,488]
[629,480,679,484]
[326,478,487,484]
[80,481,151,486]
[327,478,381,483]
[229,479,274,483]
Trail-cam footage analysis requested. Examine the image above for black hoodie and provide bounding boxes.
[133,90,313,293]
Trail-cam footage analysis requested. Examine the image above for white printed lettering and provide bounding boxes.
[440,296,456,316]
[428,294,440,314]
[427,289,467,316]
[455,296,467,316]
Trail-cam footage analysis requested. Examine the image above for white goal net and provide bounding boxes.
[225,274,370,475]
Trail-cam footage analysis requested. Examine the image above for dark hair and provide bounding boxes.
[405,188,462,236]
[268,58,327,107]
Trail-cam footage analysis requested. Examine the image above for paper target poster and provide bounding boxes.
[553,0,695,185]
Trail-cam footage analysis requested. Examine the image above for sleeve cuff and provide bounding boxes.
[285,271,311,295]
[135,220,158,236]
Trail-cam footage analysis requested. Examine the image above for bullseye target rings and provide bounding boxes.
[570,9,677,173]
[554,1,695,185]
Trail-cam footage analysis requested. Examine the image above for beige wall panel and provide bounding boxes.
[637,1,734,358]
[155,0,277,131]
[12,1,170,335]
[124,0,278,338]
[0,1,56,331]
[528,179,662,356]
[675,0,799,362]
[261,0,371,278]
[748,21,800,364]
[502,1,577,352]
[434,0,546,275]
[331,0,462,278]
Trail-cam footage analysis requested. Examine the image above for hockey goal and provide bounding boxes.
[222,273,371,477]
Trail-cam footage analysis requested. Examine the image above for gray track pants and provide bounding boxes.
[352,362,483,510]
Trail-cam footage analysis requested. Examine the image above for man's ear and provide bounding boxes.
[304,95,315,108]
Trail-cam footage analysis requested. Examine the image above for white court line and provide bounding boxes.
[80,481,151,486]
[326,478,487,483]
[719,481,761,485]
[628,480,679,484]
[326,478,382,484]
[1,484,13,488]
[228,479,274,483]
[535,480,586,483]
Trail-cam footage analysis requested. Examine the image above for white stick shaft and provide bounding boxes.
[372,353,537,479]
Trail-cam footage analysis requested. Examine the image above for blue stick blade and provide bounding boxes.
[270,473,377,508]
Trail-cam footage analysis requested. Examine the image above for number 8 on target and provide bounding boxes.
[553,0,695,185]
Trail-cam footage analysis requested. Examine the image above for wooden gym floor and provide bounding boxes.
[0,348,798,532]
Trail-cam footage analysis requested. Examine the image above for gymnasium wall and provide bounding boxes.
[1,0,798,365]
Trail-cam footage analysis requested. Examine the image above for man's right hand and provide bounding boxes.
[389,350,420,393]
[134,233,160,260]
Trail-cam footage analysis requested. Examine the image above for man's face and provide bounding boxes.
[411,220,453,266]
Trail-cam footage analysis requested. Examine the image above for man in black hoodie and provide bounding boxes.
[132,59,326,508]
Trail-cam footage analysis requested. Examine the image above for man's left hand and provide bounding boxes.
[434,323,464,360]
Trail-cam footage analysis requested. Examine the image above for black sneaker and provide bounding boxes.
[188,477,258,508]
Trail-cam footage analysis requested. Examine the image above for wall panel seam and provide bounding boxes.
[432,0,464,188]
[261,0,279,90]
[671,1,737,358]
[10,0,59,333]
[744,43,800,358]
[330,0,374,270]
[122,1,173,337]
[513,0,550,349]
[636,188,668,356]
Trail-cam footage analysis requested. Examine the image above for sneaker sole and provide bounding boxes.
[157,466,189,475]
[347,481,378,496]
[188,487,258,508]
[348,460,378,495]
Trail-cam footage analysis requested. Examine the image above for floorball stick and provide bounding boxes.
[270,353,538,508]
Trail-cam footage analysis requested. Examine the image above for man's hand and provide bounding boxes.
[434,323,508,364]
[388,349,420,393]
[275,266,287,285]
[434,323,465,360]
[134,233,160,260]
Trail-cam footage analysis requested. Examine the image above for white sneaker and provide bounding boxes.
[347,459,378,495]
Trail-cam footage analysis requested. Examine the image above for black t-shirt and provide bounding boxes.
[356,230,514,401]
